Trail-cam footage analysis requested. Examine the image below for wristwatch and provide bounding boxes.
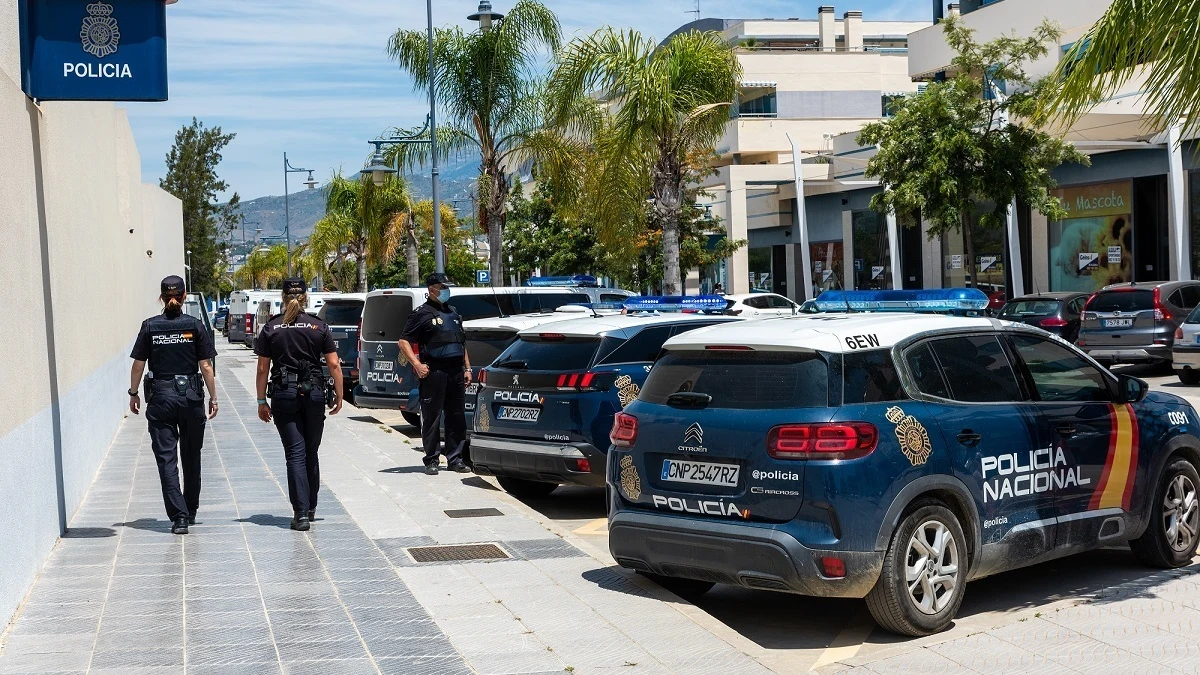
[257,398,268,405]
[128,389,139,397]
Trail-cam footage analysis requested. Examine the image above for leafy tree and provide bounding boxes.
[857,17,1087,287]
[234,244,288,289]
[503,181,602,280]
[307,172,412,292]
[387,0,562,283]
[547,28,742,294]
[369,200,478,288]
[1038,0,1200,134]
[159,118,240,297]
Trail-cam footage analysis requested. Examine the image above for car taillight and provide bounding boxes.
[245,314,252,331]
[1039,317,1068,328]
[478,369,488,385]
[556,371,603,391]
[1153,288,1172,321]
[767,423,877,460]
[1176,327,1184,340]
[540,333,565,341]
[610,413,638,447]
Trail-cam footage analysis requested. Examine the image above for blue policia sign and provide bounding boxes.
[20,0,168,101]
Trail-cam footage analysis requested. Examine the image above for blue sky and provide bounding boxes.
[124,0,931,201]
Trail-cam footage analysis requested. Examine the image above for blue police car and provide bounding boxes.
[473,304,739,498]
[607,311,1200,636]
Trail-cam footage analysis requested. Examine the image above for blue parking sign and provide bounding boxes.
[476,270,491,284]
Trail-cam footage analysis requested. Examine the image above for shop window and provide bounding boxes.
[851,210,891,290]
[1048,181,1133,292]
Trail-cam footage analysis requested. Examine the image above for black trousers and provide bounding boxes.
[271,391,325,515]
[419,366,466,468]
[146,388,205,522]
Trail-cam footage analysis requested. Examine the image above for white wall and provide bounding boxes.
[0,0,183,628]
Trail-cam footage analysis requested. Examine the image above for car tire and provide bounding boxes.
[1130,457,1200,568]
[496,476,558,498]
[866,501,968,637]
[637,571,715,599]
[1178,370,1200,386]
[342,384,356,405]
[401,411,421,428]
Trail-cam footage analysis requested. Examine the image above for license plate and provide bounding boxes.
[374,360,394,371]
[465,383,479,395]
[661,459,740,487]
[497,406,540,422]
[1103,318,1133,328]
[333,332,348,339]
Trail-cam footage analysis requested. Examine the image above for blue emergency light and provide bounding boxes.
[623,295,729,313]
[525,275,599,287]
[811,288,990,315]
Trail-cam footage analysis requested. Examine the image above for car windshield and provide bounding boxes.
[640,350,831,409]
[321,301,363,326]
[1000,299,1063,317]
[1087,290,1153,313]
[493,336,601,371]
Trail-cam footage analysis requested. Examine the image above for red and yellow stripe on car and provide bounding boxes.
[1088,403,1139,511]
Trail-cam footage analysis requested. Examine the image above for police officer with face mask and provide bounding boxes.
[128,276,219,535]
[399,273,472,475]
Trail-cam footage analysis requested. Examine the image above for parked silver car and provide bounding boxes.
[1076,281,1200,366]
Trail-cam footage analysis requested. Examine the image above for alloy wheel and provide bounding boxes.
[905,520,959,615]
[1163,473,1199,553]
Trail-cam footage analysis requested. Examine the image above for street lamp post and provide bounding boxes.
[186,249,192,291]
[283,152,318,277]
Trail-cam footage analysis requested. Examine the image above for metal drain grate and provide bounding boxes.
[406,543,510,563]
[444,508,503,519]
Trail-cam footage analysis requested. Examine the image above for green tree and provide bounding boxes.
[369,200,477,288]
[547,28,742,294]
[234,244,288,289]
[1038,0,1200,133]
[307,172,412,292]
[858,17,1087,287]
[503,181,602,281]
[159,118,240,297]
[387,0,561,283]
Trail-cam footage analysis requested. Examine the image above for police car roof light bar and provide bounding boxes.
[809,288,989,314]
[622,295,727,314]
[525,275,600,288]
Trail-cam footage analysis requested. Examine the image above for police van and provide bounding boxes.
[228,290,278,345]
[354,287,591,420]
[318,294,366,402]
[473,309,740,498]
[608,303,1200,636]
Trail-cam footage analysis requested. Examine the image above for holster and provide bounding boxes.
[324,377,336,408]
[143,374,154,403]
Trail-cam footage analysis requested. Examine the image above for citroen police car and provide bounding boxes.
[607,298,1200,637]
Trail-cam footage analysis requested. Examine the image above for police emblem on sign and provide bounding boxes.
[81,2,120,58]
[885,406,932,466]
[619,455,641,500]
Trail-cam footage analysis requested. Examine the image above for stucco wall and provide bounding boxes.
[0,0,184,627]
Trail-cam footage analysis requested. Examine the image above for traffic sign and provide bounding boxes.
[476,269,491,284]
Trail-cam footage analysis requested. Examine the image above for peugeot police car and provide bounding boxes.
[607,293,1200,637]
[473,297,738,498]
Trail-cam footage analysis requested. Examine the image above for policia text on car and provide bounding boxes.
[400,273,473,475]
[128,276,218,535]
[255,278,344,531]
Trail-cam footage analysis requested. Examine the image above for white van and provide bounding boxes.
[355,286,592,416]
[228,290,279,346]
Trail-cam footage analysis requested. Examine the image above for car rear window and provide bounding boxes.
[321,301,364,326]
[361,295,414,340]
[1086,290,1153,313]
[494,336,601,371]
[466,330,517,368]
[450,294,517,321]
[640,350,831,409]
[517,292,590,313]
[841,350,908,404]
[1000,299,1063,318]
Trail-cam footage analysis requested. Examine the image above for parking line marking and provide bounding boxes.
[811,611,873,670]
[572,517,608,536]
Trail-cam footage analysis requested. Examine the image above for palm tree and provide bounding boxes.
[234,244,289,289]
[308,172,412,292]
[547,28,741,294]
[1039,1,1200,133]
[386,0,561,283]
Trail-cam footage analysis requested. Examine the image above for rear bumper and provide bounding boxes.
[1172,346,1200,369]
[471,435,606,487]
[352,390,409,410]
[608,511,882,598]
[1081,346,1171,363]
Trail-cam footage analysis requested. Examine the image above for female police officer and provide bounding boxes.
[128,275,218,535]
[254,277,343,531]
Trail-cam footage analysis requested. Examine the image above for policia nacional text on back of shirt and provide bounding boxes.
[127,276,219,535]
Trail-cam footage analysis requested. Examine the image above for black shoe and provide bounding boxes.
[188,513,197,525]
[307,509,315,521]
[424,465,439,476]
[171,517,189,535]
[290,514,311,532]
[449,463,472,474]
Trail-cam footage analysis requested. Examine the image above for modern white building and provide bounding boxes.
[668,7,929,297]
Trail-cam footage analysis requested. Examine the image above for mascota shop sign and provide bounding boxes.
[19,0,168,101]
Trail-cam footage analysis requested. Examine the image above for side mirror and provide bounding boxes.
[1117,374,1149,403]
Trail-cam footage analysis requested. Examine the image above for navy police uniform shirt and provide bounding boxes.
[130,313,216,377]
[401,299,465,368]
[254,314,336,381]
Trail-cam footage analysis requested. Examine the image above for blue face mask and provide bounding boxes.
[437,288,451,304]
